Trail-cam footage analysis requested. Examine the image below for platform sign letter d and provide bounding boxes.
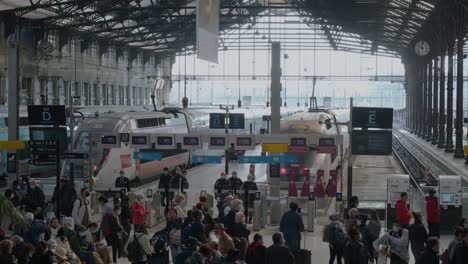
[42,111,52,122]
[368,110,376,125]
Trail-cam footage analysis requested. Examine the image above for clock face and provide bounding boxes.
[415,41,430,56]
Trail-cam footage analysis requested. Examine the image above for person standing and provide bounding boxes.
[373,223,409,264]
[131,194,148,230]
[364,210,381,264]
[228,171,243,195]
[451,228,468,264]
[408,212,428,260]
[232,212,250,242]
[158,167,173,215]
[214,172,231,195]
[245,234,266,264]
[425,189,440,238]
[28,180,45,214]
[102,205,125,264]
[71,187,91,227]
[415,237,439,264]
[115,170,130,192]
[396,192,411,229]
[279,202,305,255]
[343,228,369,264]
[241,175,258,222]
[51,178,77,217]
[213,224,235,258]
[327,214,346,264]
[126,225,153,264]
[171,170,189,194]
[264,232,295,264]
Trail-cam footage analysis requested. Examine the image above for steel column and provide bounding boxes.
[426,62,433,141]
[432,57,439,145]
[438,51,446,148]
[418,65,424,136]
[445,40,454,153]
[454,33,464,158]
[422,64,428,138]
[410,65,416,132]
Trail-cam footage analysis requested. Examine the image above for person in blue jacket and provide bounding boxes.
[280,202,304,254]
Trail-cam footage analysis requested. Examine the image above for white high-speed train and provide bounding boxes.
[68,107,299,190]
[276,109,349,184]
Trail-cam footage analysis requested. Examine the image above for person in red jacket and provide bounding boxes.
[425,189,441,238]
[396,192,411,229]
[131,194,148,229]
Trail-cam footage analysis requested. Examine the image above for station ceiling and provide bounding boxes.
[0,0,454,58]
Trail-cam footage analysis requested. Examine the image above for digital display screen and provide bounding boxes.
[210,137,226,146]
[157,136,173,145]
[132,136,148,145]
[291,137,307,146]
[183,137,200,146]
[255,192,261,200]
[441,193,455,203]
[309,192,315,201]
[389,192,401,202]
[336,193,343,201]
[236,137,252,146]
[101,135,117,145]
[319,138,335,146]
[120,133,130,143]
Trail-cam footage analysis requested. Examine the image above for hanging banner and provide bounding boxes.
[197,0,220,63]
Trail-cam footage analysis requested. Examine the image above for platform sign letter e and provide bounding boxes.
[368,110,377,125]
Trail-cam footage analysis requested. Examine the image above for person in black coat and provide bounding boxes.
[28,180,45,213]
[51,177,77,217]
[264,233,294,264]
[343,228,369,264]
[115,170,130,191]
[214,172,231,195]
[171,170,189,193]
[232,212,250,242]
[158,167,174,215]
[415,237,439,264]
[241,175,258,222]
[452,228,468,264]
[409,212,428,260]
[245,234,266,264]
[227,171,243,195]
[31,241,53,264]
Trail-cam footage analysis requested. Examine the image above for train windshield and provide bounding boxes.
[74,131,89,151]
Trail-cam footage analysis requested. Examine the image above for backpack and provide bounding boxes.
[127,234,144,262]
[181,224,193,243]
[322,224,334,243]
[332,226,347,248]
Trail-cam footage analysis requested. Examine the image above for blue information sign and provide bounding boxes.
[192,155,222,164]
[238,155,299,164]
[133,152,163,161]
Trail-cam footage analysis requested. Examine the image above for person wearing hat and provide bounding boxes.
[54,247,70,264]
[241,174,258,222]
[425,189,440,238]
[175,237,200,264]
[69,225,97,264]
[214,223,235,257]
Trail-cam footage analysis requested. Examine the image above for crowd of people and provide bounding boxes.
[323,193,468,264]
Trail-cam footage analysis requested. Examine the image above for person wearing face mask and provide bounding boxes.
[51,178,77,217]
[425,189,440,238]
[55,228,79,264]
[445,226,464,263]
[364,210,381,264]
[228,171,243,195]
[69,225,97,264]
[408,212,428,260]
[213,223,235,257]
[343,228,369,264]
[457,217,468,229]
[171,170,189,194]
[451,228,468,264]
[97,196,112,217]
[45,217,61,241]
[72,187,91,227]
[214,172,231,196]
[115,170,130,192]
[158,167,174,215]
[373,223,409,264]
[27,179,45,215]
[241,174,258,222]
[327,214,346,264]
[131,194,148,230]
[415,237,440,264]
[102,205,125,264]
[265,232,295,264]
[280,202,305,255]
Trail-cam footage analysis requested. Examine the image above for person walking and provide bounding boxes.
[213,223,235,258]
[72,187,91,227]
[343,228,369,264]
[425,189,440,238]
[158,167,174,215]
[241,175,258,222]
[51,178,77,217]
[373,223,409,264]
[28,180,46,215]
[131,194,148,230]
[280,202,305,255]
[408,212,428,260]
[364,210,381,264]
[227,171,243,195]
[396,192,411,229]
[214,172,231,196]
[415,237,439,264]
[265,232,295,264]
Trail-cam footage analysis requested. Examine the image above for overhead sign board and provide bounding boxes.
[239,155,300,164]
[192,155,222,164]
[262,143,289,153]
[27,105,66,126]
[289,136,309,153]
[352,130,392,155]
[316,145,337,154]
[0,140,25,150]
[154,135,175,149]
[101,134,119,148]
[229,113,245,129]
[131,134,150,148]
[208,136,227,150]
[180,135,202,150]
[209,113,226,129]
[352,107,393,129]
[29,127,67,153]
[319,137,335,146]
[232,135,255,150]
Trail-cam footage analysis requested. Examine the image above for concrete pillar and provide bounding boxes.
[445,40,454,153]
[426,62,433,141]
[438,51,446,148]
[270,42,282,134]
[422,64,428,138]
[454,34,464,158]
[0,76,6,105]
[59,80,66,105]
[431,57,439,145]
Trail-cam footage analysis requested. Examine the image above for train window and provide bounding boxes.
[159,118,166,126]
[74,131,89,151]
[137,118,161,128]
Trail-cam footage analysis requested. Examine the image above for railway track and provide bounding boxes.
[392,128,458,186]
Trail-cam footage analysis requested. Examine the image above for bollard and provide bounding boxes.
[253,192,262,231]
[307,192,315,232]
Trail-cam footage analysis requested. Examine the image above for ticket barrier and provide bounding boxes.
[386,175,410,229]
[253,191,262,231]
[439,175,463,234]
[307,192,316,232]
[335,192,343,216]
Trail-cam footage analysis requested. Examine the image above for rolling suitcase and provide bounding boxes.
[296,232,312,264]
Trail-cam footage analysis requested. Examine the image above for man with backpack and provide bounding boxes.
[102,205,126,264]
[72,187,91,227]
[323,214,346,264]
[126,225,153,264]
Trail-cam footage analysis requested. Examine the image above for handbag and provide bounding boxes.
[377,239,390,264]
